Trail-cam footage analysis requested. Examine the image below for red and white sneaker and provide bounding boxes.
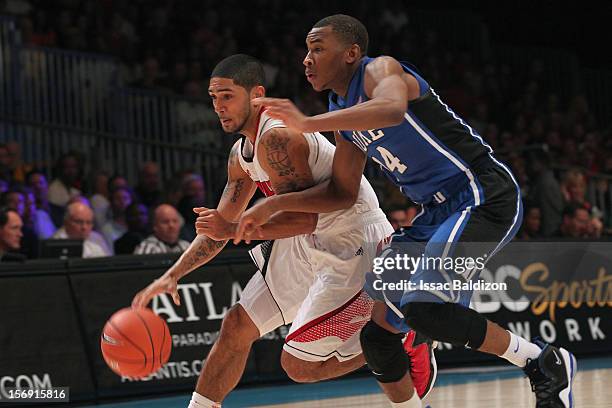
[402,330,437,399]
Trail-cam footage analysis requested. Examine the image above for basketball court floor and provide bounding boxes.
[85,356,612,407]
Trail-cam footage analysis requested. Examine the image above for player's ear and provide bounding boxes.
[251,85,265,99]
[345,44,361,64]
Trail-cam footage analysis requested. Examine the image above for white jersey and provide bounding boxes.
[236,110,385,234]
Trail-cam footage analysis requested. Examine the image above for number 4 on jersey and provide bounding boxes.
[373,146,407,174]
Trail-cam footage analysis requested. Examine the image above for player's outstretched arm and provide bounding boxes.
[252,57,414,133]
[234,131,365,243]
[132,143,256,308]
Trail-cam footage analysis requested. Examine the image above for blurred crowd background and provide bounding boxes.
[0,0,610,261]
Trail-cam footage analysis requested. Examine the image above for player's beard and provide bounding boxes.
[230,102,251,134]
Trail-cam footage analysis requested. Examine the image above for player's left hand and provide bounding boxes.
[193,207,236,240]
[234,201,273,244]
[252,97,312,132]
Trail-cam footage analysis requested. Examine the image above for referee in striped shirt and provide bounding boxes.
[134,204,189,254]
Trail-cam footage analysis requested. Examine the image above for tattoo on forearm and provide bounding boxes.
[180,237,226,273]
[231,178,245,202]
[263,133,296,177]
[222,178,246,203]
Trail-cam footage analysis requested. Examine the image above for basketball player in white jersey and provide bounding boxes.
[132,54,394,408]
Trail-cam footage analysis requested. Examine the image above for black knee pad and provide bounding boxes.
[359,321,408,383]
[402,302,487,349]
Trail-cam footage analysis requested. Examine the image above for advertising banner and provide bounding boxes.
[0,274,95,402]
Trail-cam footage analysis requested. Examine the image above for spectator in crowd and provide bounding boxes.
[0,188,38,258]
[25,170,56,238]
[23,186,55,239]
[517,205,542,240]
[528,152,564,237]
[68,194,93,207]
[589,176,611,225]
[48,152,84,225]
[26,169,52,215]
[177,173,205,241]
[5,141,32,184]
[114,203,149,255]
[134,204,189,254]
[91,173,129,228]
[560,168,590,208]
[0,207,25,262]
[165,170,190,208]
[101,186,133,245]
[135,162,163,209]
[89,170,110,229]
[553,202,592,239]
[53,201,112,258]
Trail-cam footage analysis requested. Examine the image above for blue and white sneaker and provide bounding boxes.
[523,340,577,407]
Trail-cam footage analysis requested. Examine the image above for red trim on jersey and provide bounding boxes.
[285,290,364,343]
[256,180,275,197]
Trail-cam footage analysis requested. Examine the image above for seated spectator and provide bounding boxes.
[89,170,110,229]
[178,173,206,241]
[1,188,38,258]
[53,202,112,258]
[561,168,590,208]
[26,170,49,207]
[588,175,611,229]
[48,152,84,225]
[23,186,55,239]
[6,141,33,184]
[101,186,133,246]
[135,162,163,209]
[26,170,57,234]
[180,173,206,207]
[0,207,26,262]
[553,202,591,239]
[528,152,564,237]
[134,204,189,254]
[517,205,542,240]
[92,174,130,228]
[115,203,149,255]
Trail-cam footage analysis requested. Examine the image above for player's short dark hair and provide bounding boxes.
[210,54,265,90]
[313,14,369,55]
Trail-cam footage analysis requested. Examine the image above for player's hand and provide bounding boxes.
[252,97,312,132]
[193,207,236,240]
[132,274,180,308]
[234,202,272,244]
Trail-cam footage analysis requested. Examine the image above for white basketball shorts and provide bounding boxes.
[238,209,393,362]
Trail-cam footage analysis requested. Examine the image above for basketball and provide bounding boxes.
[100,308,172,378]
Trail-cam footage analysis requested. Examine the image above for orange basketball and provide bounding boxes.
[100,308,172,378]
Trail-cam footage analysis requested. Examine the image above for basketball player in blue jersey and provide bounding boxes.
[235,15,576,408]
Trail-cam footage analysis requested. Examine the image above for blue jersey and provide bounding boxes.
[329,57,497,205]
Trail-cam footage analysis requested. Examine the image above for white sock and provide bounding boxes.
[188,391,221,408]
[390,390,421,407]
[501,330,542,368]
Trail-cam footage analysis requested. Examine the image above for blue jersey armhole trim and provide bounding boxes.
[399,61,429,97]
